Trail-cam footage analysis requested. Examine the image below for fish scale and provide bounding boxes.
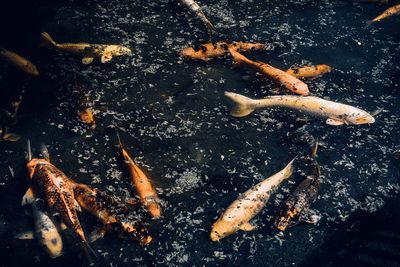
[29,160,86,242]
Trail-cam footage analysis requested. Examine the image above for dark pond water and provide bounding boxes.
[0,0,400,266]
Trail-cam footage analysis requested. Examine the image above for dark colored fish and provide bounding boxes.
[26,158,95,260]
[73,183,152,245]
[72,78,96,129]
[274,157,321,231]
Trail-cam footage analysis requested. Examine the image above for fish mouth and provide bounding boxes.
[355,116,375,124]
[210,231,221,242]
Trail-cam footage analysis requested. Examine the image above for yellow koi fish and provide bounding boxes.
[41,32,132,64]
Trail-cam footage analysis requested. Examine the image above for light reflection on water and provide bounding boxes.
[0,0,399,266]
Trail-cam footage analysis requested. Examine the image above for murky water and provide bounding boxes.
[0,0,399,266]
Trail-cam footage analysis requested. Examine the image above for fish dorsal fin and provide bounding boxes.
[21,188,34,206]
[326,118,344,126]
[82,57,94,65]
[239,222,256,231]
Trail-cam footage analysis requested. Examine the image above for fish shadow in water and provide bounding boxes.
[300,198,400,267]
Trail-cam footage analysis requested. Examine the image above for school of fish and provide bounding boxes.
[0,0,398,263]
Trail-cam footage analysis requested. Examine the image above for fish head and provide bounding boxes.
[349,113,375,125]
[293,83,310,96]
[210,218,238,242]
[119,221,152,246]
[322,64,332,73]
[40,230,63,258]
[25,63,39,76]
[26,159,48,179]
[274,206,300,231]
[118,46,132,56]
[103,45,132,57]
[147,202,161,219]
[77,108,96,129]
[275,215,290,231]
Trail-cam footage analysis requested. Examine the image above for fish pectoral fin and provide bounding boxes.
[21,188,34,206]
[15,231,35,240]
[301,210,321,224]
[125,197,139,206]
[326,118,344,126]
[82,57,94,65]
[57,221,68,231]
[239,222,256,231]
[100,53,113,63]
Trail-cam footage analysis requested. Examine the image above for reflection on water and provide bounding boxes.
[0,0,399,266]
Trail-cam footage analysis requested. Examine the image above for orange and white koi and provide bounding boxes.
[228,47,309,96]
[210,158,295,241]
[117,134,161,219]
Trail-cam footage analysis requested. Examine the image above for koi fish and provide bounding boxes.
[0,126,20,142]
[0,48,39,76]
[72,78,96,129]
[17,196,63,258]
[73,183,152,245]
[25,141,95,261]
[275,156,321,231]
[210,158,296,241]
[224,92,375,126]
[178,0,215,33]
[228,47,309,96]
[180,41,265,61]
[286,64,332,79]
[367,4,400,25]
[117,134,161,219]
[41,32,132,65]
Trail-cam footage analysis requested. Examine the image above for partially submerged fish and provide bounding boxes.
[0,48,39,76]
[73,182,152,245]
[275,157,321,231]
[210,158,295,241]
[367,4,400,25]
[117,134,162,219]
[26,141,95,261]
[72,79,96,129]
[228,47,309,96]
[18,195,63,258]
[224,92,375,126]
[0,126,20,142]
[178,0,215,33]
[181,41,265,61]
[41,32,132,64]
[286,64,332,79]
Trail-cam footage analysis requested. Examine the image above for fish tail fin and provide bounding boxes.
[115,130,124,150]
[41,32,57,47]
[364,20,373,29]
[81,240,97,265]
[310,139,319,158]
[205,20,215,34]
[285,156,297,176]
[224,92,256,117]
